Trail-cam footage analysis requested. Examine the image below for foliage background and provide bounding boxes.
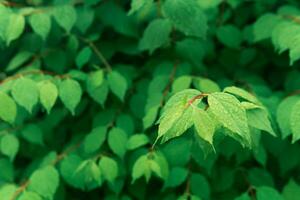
[1,0,300,199]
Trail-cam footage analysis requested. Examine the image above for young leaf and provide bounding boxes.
[224,86,260,105]
[162,0,207,38]
[107,71,128,101]
[158,89,201,141]
[208,92,251,145]
[11,77,39,113]
[139,18,172,54]
[0,134,19,161]
[52,5,77,32]
[132,155,149,183]
[28,166,59,199]
[193,108,216,145]
[108,128,128,158]
[4,13,25,45]
[98,156,118,183]
[0,92,17,124]
[29,13,51,40]
[38,81,58,114]
[59,79,82,115]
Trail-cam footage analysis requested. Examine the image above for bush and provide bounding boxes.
[1,0,300,199]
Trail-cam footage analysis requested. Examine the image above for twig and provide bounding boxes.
[0,70,70,86]
[82,38,112,72]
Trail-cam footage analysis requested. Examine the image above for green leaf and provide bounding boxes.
[21,124,44,145]
[139,18,172,53]
[0,92,17,124]
[253,13,280,42]
[126,134,149,150]
[38,81,58,114]
[163,167,188,189]
[256,186,283,200]
[224,86,260,105]
[107,71,128,101]
[193,78,221,93]
[6,51,33,72]
[59,79,82,115]
[276,96,300,139]
[19,191,42,200]
[86,70,108,106]
[217,25,242,48]
[163,0,207,38]
[99,156,118,183]
[108,128,128,158]
[0,134,19,161]
[12,77,39,113]
[190,173,210,200]
[52,5,77,32]
[4,13,25,46]
[28,166,59,199]
[142,105,159,130]
[158,89,201,141]
[29,13,51,40]
[290,100,300,143]
[76,47,92,69]
[172,76,192,93]
[0,158,14,182]
[207,92,251,145]
[282,179,300,200]
[83,126,107,154]
[193,108,216,144]
[246,107,276,136]
[0,184,17,200]
[128,0,151,15]
[60,155,102,190]
[132,155,149,183]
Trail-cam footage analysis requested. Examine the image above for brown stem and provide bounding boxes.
[0,70,70,86]
[160,61,179,106]
[81,38,112,72]
[185,93,208,108]
[10,180,30,200]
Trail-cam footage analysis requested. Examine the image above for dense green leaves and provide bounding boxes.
[1,0,300,199]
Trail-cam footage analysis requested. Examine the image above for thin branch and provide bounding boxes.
[160,61,179,106]
[10,181,30,200]
[0,70,70,86]
[82,38,112,72]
